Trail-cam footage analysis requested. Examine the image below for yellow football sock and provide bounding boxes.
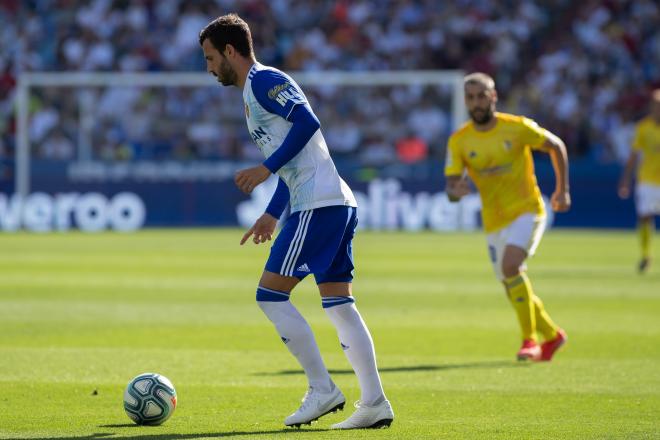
[503,273,536,342]
[640,219,653,259]
[532,294,559,341]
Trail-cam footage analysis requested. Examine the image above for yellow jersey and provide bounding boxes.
[632,117,660,185]
[445,112,548,232]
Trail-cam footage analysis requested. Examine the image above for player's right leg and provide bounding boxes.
[492,213,566,361]
[637,215,654,273]
[258,212,343,427]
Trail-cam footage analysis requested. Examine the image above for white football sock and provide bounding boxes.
[257,287,332,393]
[323,296,385,405]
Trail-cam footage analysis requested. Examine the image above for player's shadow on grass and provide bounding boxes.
[255,360,528,376]
[98,424,137,428]
[13,429,330,440]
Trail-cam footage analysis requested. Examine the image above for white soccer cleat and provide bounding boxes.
[284,384,345,428]
[331,399,394,429]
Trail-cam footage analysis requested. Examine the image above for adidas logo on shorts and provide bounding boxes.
[296,263,310,272]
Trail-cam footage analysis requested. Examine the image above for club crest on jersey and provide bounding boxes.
[503,140,512,151]
[469,151,477,158]
[244,103,250,118]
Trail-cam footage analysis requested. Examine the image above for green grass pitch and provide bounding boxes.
[0,229,658,439]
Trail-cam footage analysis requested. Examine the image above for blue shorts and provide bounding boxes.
[265,206,357,283]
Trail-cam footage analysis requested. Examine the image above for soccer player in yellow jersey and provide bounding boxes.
[618,89,660,273]
[445,72,571,362]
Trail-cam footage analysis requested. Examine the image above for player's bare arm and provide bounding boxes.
[234,164,272,194]
[240,212,277,245]
[446,175,471,202]
[541,131,571,212]
[617,151,639,199]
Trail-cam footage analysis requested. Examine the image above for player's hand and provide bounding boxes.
[235,165,271,194]
[551,190,571,212]
[240,213,278,245]
[617,181,631,199]
[446,177,471,201]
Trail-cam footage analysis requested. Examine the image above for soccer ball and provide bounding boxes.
[123,373,177,425]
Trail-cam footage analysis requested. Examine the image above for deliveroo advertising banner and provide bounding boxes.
[0,160,634,232]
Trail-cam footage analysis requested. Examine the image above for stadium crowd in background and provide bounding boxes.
[1,0,659,172]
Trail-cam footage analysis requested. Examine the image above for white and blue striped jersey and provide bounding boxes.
[242,63,357,213]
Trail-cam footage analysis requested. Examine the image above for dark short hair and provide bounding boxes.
[199,13,253,57]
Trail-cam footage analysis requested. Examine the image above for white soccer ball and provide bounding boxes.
[123,373,177,425]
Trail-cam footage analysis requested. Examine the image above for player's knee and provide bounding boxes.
[255,286,290,303]
[501,261,522,279]
[259,270,299,292]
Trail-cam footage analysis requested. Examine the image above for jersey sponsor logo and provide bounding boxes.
[478,163,513,176]
[272,85,305,107]
[267,82,290,99]
[250,125,272,148]
[251,126,267,140]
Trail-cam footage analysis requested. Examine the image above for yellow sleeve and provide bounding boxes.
[631,123,643,152]
[444,135,464,176]
[519,117,548,151]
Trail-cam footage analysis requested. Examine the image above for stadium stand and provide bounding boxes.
[1,0,659,169]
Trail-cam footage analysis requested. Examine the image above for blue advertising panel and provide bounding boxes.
[0,159,636,232]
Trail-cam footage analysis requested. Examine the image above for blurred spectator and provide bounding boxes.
[396,133,428,164]
[360,135,396,167]
[407,97,449,146]
[39,127,74,160]
[325,118,361,157]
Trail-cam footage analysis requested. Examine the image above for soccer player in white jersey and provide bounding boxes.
[199,14,393,430]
